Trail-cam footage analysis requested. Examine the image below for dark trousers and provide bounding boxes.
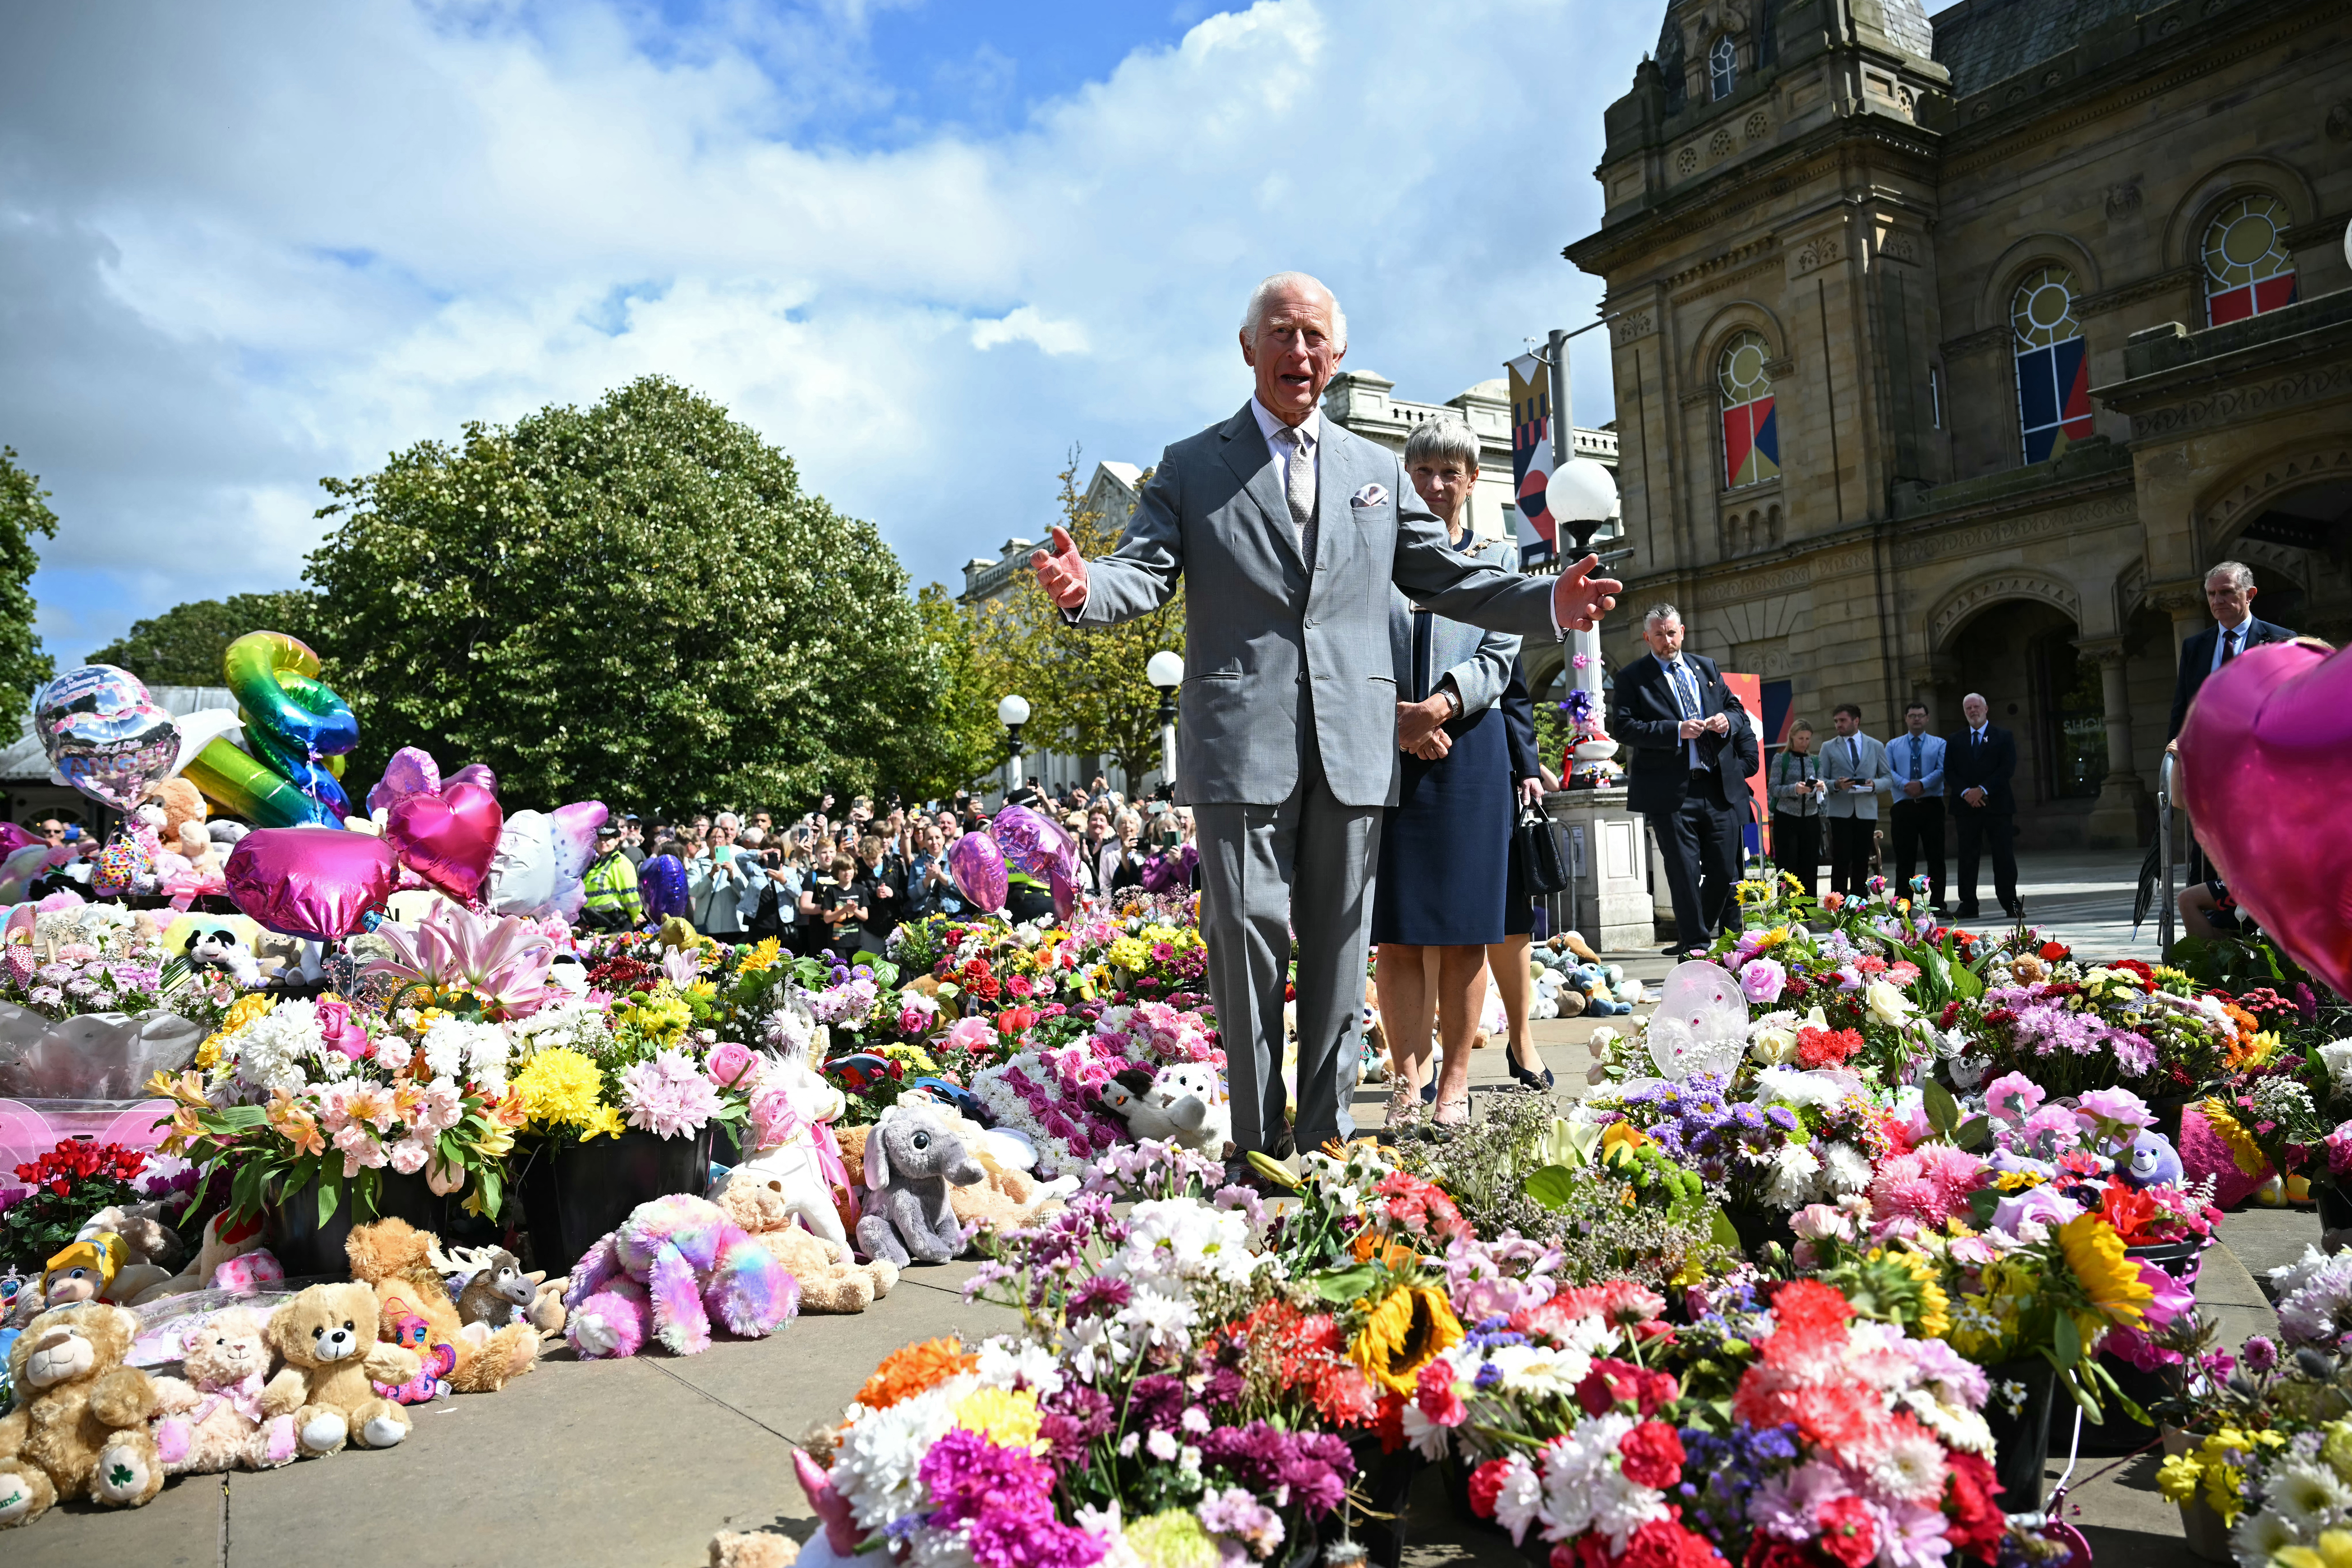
[1827,815,1875,895]
[1771,813,1820,899]
[1889,797,1947,907]
[1953,803,2019,916]
[1651,789,1740,949]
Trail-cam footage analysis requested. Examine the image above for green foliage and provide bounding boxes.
[86,591,325,687]
[971,453,1184,789]
[305,375,945,816]
[0,447,57,696]
[901,581,1016,800]
[2165,932,2302,991]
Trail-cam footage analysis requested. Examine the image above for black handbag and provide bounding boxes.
[1516,802,1572,896]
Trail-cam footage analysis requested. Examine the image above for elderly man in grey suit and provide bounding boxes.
[1031,272,1620,1182]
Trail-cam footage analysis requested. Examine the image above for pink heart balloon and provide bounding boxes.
[367,745,443,815]
[2179,639,2352,997]
[224,829,400,940]
[385,781,504,901]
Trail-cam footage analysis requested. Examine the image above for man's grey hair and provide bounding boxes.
[1643,603,1682,629]
[2205,560,2256,592]
[1241,272,1347,349]
[1403,416,1481,472]
[1962,691,1988,707]
[714,811,739,831]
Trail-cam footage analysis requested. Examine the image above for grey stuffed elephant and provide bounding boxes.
[855,1105,985,1268]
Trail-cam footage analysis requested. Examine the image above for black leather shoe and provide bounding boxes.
[1956,905,1980,920]
[1507,1057,1555,1092]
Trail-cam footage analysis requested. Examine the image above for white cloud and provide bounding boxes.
[0,0,1652,660]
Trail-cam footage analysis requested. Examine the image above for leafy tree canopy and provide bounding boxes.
[305,375,944,816]
[87,591,324,688]
[0,448,57,697]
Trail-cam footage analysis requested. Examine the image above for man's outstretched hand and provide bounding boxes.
[1032,526,1090,610]
[1551,552,1623,633]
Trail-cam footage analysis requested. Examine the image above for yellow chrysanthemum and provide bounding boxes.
[736,938,784,974]
[1106,937,1152,972]
[579,1104,626,1141]
[952,1386,1043,1452]
[1349,1282,1462,1396]
[514,1047,606,1131]
[1753,927,1788,951]
[2058,1214,2153,1330]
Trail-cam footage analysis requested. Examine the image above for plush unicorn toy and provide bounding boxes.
[561,1194,798,1358]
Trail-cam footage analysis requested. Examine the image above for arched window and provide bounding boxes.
[1709,34,1738,100]
[1717,330,1779,490]
[2203,194,2297,326]
[2011,267,2091,464]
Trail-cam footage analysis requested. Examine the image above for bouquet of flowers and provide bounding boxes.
[970,1002,1223,1179]
[1,1137,190,1269]
[509,985,754,1148]
[152,990,526,1223]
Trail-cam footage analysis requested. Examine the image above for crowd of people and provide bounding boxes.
[574,784,1205,952]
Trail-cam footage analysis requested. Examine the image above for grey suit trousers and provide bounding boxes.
[1193,727,1379,1156]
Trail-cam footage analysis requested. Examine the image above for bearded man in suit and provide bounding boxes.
[1030,272,1621,1183]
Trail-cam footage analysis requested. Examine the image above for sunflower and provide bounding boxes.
[2057,1213,2153,1330]
[1349,1282,1462,1396]
[2199,1098,2270,1179]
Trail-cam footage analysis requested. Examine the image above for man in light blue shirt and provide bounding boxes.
[1886,700,1948,912]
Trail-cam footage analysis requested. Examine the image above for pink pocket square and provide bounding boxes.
[1350,483,1387,508]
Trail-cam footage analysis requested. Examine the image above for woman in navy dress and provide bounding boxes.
[1371,417,1520,1131]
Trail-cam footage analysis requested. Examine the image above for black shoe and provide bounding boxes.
[1507,1057,1555,1092]
[1956,905,1980,920]
[2004,903,2025,922]
[1661,942,1689,957]
[1420,1077,1438,1105]
[1264,1126,1296,1161]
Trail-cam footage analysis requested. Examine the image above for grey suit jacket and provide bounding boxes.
[1073,403,1558,807]
[1387,532,1520,713]
[1817,732,1892,821]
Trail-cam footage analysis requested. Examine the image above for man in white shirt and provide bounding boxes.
[1886,701,1948,913]
[2168,560,2294,739]
[1818,704,1891,898]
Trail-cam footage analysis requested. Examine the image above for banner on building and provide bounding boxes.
[1506,352,1557,568]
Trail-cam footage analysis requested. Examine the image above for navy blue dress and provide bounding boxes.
[1370,605,1514,947]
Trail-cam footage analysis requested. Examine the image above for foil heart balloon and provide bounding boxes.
[2178,639,2352,997]
[385,782,504,901]
[224,828,400,940]
[946,831,1008,914]
[367,745,444,815]
[33,664,182,810]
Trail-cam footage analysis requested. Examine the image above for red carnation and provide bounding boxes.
[1816,1497,1878,1568]
[1942,1452,2006,1561]
[1466,1458,1513,1520]
[1617,1513,1731,1568]
[1616,1420,1685,1489]
[1763,1279,1855,1334]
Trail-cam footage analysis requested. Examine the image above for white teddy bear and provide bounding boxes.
[1098,1062,1232,1158]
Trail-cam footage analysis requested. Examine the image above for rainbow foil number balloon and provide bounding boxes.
[183,631,360,828]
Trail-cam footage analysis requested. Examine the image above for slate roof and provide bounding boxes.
[1866,0,1936,60]
[1930,0,2145,96]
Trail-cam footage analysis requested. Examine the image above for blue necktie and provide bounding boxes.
[1671,663,1699,767]
[1910,735,1922,782]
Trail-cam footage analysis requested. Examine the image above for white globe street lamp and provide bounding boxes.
[997,694,1031,794]
[1145,651,1184,794]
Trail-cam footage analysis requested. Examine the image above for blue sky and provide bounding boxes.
[1,0,1654,665]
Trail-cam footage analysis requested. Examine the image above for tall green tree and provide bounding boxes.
[971,455,1183,789]
[87,591,324,686]
[305,375,943,815]
[896,581,1014,800]
[0,448,57,696]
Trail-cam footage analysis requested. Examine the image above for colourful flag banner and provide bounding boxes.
[1506,352,1556,566]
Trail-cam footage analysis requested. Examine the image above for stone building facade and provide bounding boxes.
[1566,0,2352,847]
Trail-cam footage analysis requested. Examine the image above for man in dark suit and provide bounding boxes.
[2168,560,2295,739]
[1946,691,2020,921]
[1611,604,1739,953]
[1699,696,1762,936]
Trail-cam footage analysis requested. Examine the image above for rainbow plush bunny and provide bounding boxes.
[561,1194,797,1358]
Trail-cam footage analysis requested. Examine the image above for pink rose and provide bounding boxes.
[705,1040,757,1090]
[314,998,371,1061]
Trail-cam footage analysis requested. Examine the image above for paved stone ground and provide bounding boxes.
[10,952,2302,1566]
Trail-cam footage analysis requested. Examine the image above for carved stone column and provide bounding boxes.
[2078,636,2146,848]
[2147,582,2207,670]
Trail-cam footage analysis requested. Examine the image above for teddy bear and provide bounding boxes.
[343,1219,539,1394]
[854,1103,986,1268]
[561,1193,798,1358]
[1097,1061,1230,1156]
[133,1211,276,1304]
[150,1307,299,1474]
[260,1281,420,1457]
[0,1302,167,1528]
[141,779,221,894]
[710,1174,898,1314]
[836,1106,1070,1239]
[72,1204,185,1304]
[731,1047,856,1248]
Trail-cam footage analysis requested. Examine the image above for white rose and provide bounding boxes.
[1865,980,1915,1027]
[1751,1025,1799,1066]
[2317,1040,2352,1085]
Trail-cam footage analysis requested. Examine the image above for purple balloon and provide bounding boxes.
[947,832,1008,914]
[989,804,1067,880]
[224,828,400,940]
[446,762,498,796]
[1047,856,1077,923]
[367,745,443,816]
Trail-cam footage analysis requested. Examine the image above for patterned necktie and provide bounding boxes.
[1910,734,1922,782]
[1278,424,1317,569]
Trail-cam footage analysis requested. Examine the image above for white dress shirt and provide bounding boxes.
[1655,652,1707,768]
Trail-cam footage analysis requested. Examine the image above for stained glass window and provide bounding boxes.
[2012,267,2092,465]
[1710,35,1738,101]
[2204,194,2297,326]
[1718,330,1779,490]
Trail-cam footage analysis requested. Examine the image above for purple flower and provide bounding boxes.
[1739,958,1787,1006]
[2243,1335,2280,1374]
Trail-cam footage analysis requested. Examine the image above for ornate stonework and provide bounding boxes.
[1929,573,2084,648]
[2129,365,2352,438]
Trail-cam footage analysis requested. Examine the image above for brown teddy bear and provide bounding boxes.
[141,778,219,881]
[0,1303,168,1528]
[150,1307,298,1474]
[260,1282,419,1457]
[343,1219,539,1393]
[711,1177,898,1313]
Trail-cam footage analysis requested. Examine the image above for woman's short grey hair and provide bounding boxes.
[1241,272,1347,349]
[1643,603,1682,629]
[2206,560,2255,592]
[1404,417,1481,472]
